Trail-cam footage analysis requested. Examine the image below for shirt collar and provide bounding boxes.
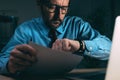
[56,24,64,34]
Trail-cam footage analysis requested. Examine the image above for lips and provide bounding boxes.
[52,20,61,24]
[50,20,61,28]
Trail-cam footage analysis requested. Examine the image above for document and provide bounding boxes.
[23,42,83,76]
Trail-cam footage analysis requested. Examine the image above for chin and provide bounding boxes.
[51,24,60,29]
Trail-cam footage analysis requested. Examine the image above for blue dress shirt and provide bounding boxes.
[0,16,111,74]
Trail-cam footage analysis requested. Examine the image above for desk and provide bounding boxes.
[0,68,106,80]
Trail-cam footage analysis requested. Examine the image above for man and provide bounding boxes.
[0,0,111,75]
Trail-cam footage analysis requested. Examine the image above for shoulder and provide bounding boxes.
[63,16,91,29]
[16,17,42,31]
[64,16,84,23]
[19,17,42,27]
[63,16,90,27]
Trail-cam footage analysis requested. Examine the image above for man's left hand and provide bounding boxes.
[52,38,80,52]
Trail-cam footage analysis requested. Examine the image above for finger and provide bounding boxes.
[69,40,80,51]
[52,39,63,51]
[8,58,28,73]
[52,39,60,49]
[62,39,71,51]
[57,39,63,50]
[15,44,36,56]
[11,49,37,63]
[10,55,32,67]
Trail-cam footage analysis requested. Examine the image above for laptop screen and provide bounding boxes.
[105,16,120,80]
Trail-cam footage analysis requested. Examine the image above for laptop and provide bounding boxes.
[105,16,120,80]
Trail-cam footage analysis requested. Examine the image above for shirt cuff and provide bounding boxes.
[84,40,98,55]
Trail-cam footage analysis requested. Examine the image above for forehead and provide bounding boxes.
[50,0,69,6]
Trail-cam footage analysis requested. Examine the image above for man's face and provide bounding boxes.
[41,0,69,28]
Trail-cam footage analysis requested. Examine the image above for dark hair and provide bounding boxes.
[37,0,70,5]
[37,0,50,5]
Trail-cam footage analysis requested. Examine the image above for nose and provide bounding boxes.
[54,8,62,20]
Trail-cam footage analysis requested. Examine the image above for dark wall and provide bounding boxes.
[68,0,119,39]
[0,0,40,24]
[114,0,120,17]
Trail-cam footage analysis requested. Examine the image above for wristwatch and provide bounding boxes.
[78,40,85,53]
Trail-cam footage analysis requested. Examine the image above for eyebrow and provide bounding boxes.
[49,3,69,7]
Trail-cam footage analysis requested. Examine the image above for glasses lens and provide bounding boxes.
[61,6,68,14]
[48,5,56,12]
[45,3,68,14]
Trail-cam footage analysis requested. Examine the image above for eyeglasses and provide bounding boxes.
[44,3,69,14]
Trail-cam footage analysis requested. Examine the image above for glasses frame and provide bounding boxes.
[43,3,69,14]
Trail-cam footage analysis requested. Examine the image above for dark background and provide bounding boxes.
[0,0,120,49]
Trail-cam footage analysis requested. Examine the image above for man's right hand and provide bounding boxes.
[7,44,37,74]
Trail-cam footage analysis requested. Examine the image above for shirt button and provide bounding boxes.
[87,52,91,55]
[89,47,92,51]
